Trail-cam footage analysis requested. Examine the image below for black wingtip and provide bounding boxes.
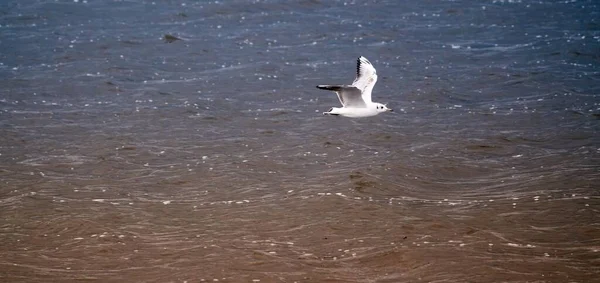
[317,85,341,91]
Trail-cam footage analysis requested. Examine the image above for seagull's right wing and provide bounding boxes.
[316,85,367,108]
[352,56,378,103]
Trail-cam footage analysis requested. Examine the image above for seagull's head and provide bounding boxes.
[375,103,393,113]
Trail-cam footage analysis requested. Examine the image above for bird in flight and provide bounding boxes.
[317,56,392,118]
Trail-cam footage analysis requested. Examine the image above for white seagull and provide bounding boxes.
[317,56,392,118]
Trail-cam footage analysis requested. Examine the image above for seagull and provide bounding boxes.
[317,56,392,118]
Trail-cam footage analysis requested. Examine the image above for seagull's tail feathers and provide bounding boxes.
[316,85,353,91]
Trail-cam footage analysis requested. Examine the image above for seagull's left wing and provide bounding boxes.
[316,85,367,108]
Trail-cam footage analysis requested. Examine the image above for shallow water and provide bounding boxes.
[1,0,599,282]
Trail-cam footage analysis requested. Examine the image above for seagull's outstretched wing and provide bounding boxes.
[316,85,367,108]
[352,56,378,103]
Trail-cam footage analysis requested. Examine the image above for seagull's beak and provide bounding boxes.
[388,108,393,112]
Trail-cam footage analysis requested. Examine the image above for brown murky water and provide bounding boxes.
[1,0,599,282]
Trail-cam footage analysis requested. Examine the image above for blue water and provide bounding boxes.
[1,1,599,282]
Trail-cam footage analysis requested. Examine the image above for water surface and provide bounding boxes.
[1,0,599,282]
